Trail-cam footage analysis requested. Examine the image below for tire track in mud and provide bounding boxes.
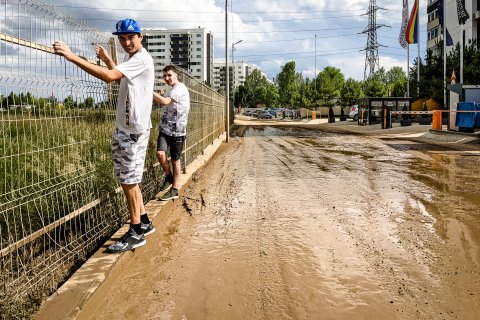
[243,128,410,318]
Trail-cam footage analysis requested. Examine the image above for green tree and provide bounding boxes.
[340,78,363,106]
[264,82,279,108]
[234,85,247,109]
[364,74,387,97]
[63,95,76,109]
[409,52,443,101]
[386,67,408,97]
[84,97,95,109]
[6,92,19,108]
[276,61,300,108]
[314,66,345,107]
[241,69,272,108]
[297,77,315,108]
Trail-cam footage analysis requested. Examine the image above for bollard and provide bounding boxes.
[432,110,442,130]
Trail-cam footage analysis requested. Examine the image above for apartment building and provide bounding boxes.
[142,27,214,89]
[427,0,480,56]
[213,61,268,93]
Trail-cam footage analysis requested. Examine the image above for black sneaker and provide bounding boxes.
[141,222,156,236]
[107,228,146,253]
[159,188,178,201]
[160,175,172,192]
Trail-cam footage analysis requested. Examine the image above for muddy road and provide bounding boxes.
[77,125,480,320]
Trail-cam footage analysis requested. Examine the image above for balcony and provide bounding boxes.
[427,0,438,8]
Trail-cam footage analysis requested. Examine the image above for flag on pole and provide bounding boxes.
[445,28,453,46]
[406,0,419,44]
[456,0,470,25]
[398,0,408,48]
[438,0,454,46]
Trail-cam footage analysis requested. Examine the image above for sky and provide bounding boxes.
[46,0,428,82]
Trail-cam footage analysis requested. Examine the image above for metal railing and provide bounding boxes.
[0,1,225,317]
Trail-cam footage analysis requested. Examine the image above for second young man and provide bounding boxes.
[153,65,190,201]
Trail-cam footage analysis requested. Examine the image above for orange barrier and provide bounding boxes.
[312,111,316,120]
[432,110,442,130]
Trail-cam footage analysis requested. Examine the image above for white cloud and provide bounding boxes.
[45,0,428,81]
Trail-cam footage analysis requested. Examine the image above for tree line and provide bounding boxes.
[234,40,480,110]
[234,62,408,110]
[0,92,102,110]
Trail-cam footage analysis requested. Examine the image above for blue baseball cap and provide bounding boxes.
[112,18,141,35]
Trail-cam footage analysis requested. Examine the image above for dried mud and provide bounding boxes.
[76,125,480,320]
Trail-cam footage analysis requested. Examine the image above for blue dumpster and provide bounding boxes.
[456,102,476,132]
[476,102,480,128]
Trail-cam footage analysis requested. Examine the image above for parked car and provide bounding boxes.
[253,109,263,118]
[267,110,277,117]
[258,111,273,119]
[244,110,254,116]
[349,105,359,121]
[349,105,381,121]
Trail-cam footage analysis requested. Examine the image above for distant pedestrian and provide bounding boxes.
[153,65,190,201]
[53,18,156,253]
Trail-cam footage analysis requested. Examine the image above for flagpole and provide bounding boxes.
[406,0,409,98]
[417,0,420,96]
[407,45,410,98]
[460,23,464,84]
[443,0,446,108]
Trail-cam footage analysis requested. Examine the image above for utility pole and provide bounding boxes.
[225,0,229,143]
[361,0,387,84]
[314,34,317,77]
[232,39,242,114]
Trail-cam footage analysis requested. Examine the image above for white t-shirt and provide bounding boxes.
[160,82,190,136]
[115,48,154,134]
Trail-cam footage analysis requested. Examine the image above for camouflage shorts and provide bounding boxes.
[111,129,150,184]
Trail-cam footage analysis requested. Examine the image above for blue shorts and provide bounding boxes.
[156,132,185,161]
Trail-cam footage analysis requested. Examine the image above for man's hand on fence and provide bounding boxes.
[52,41,75,61]
[96,46,111,63]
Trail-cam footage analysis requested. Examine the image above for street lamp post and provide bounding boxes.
[232,39,243,114]
[225,0,229,142]
[314,34,317,77]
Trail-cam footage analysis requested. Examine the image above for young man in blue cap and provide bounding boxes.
[53,18,155,253]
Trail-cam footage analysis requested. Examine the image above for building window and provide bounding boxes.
[428,9,438,23]
[196,48,201,51]
[148,35,165,39]
[427,26,439,40]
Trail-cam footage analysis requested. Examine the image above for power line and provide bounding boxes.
[241,33,364,44]
[53,5,375,14]
[236,47,365,58]
[81,14,368,23]
[226,26,364,34]
[237,49,365,63]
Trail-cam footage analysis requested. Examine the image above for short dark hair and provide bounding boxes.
[162,65,178,74]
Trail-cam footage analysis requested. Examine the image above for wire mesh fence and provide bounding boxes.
[0,1,225,317]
